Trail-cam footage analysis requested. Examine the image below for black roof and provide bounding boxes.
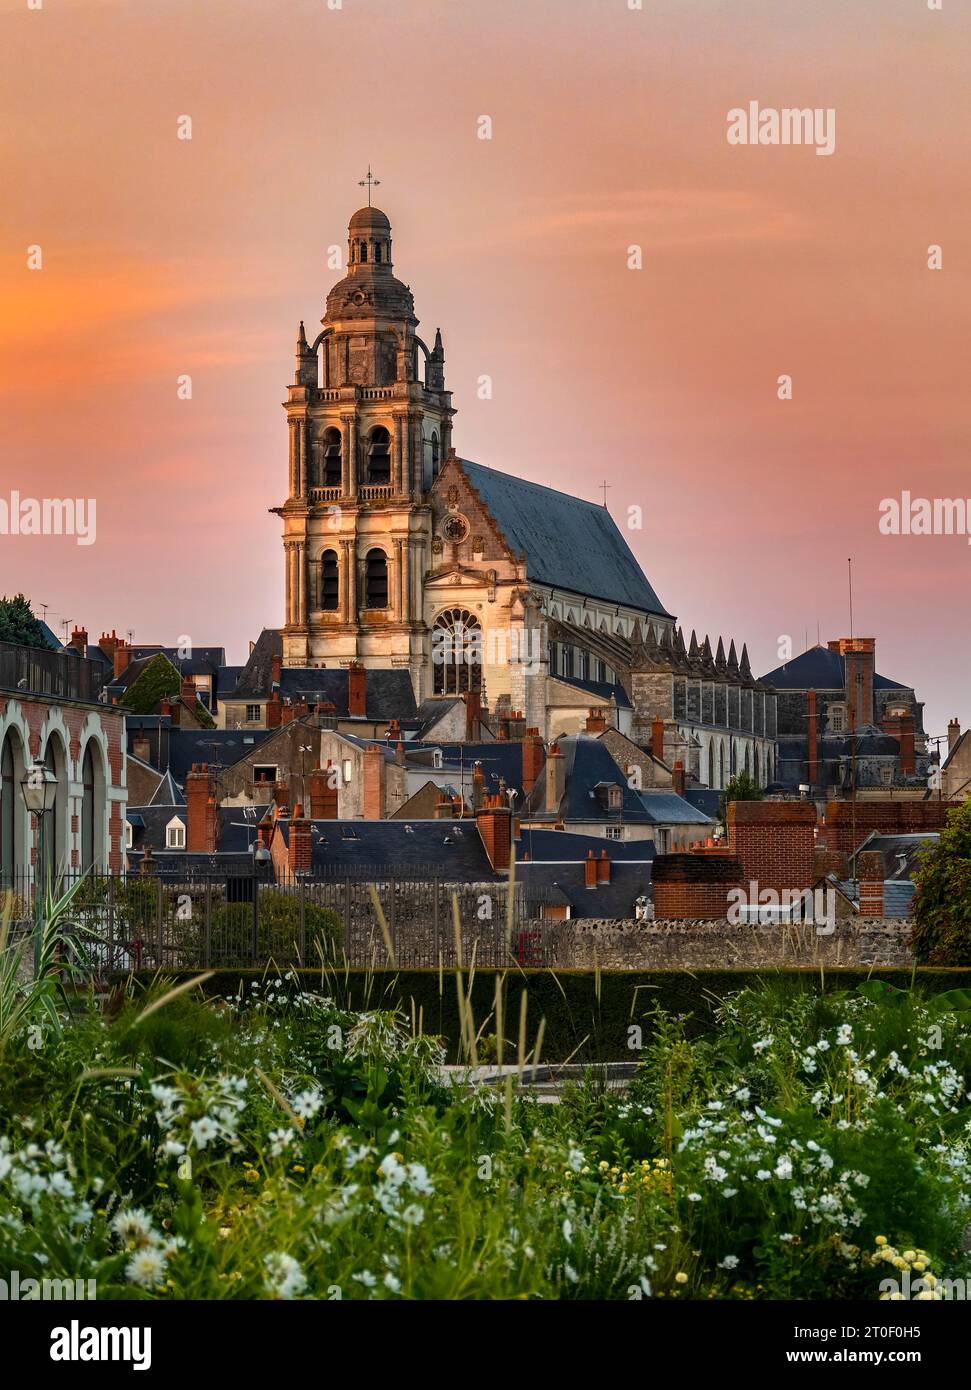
[518,860,651,918]
[164,729,273,783]
[760,644,911,692]
[551,735,652,823]
[550,675,633,709]
[458,460,673,617]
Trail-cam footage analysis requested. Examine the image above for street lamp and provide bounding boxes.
[251,842,271,963]
[21,759,58,893]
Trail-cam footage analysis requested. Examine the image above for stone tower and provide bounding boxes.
[275,205,455,681]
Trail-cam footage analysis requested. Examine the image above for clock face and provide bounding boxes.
[441,513,469,544]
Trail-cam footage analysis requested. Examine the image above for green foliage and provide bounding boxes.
[208,894,342,965]
[0,593,54,648]
[718,770,763,823]
[121,653,181,714]
[2,973,970,1301]
[133,966,971,1062]
[911,800,971,964]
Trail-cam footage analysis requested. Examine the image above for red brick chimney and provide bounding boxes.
[838,637,875,730]
[309,764,339,819]
[113,638,132,680]
[806,689,818,786]
[363,742,386,819]
[266,689,282,729]
[596,848,610,883]
[288,806,312,874]
[435,792,454,819]
[584,849,598,889]
[522,728,545,793]
[186,763,218,854]
[272,779,289,810]
[69,626,88,656]
[271,652,282,689]
[857,850,885,917]
[672,760,686,796]
[585,708,606,735]
[281,700,310,726]
[464,690,482,741]
[180,676,197,707]
[948,719,961,755]
[476,795,512,872]
[348,661,367,718]
[472,761,486,811]
[651,717,665,762]
[508,709,527,741]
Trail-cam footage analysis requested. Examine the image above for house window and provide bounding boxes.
[321,549,340,610]
[125,821,133,849]
[166,820,185,849]
[253,765,278,784]
[604,825,624,841]
[246,704,261,723]
[364,549,388,608]
[607,786,622,811]
[655,829,670,853]
[342,760,353,785]
[830,705,845,732]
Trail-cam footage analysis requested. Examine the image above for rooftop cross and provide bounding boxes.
[358,166,380,206]
[599,479,611,508]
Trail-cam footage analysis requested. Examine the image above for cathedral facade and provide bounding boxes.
[275,203,775,785]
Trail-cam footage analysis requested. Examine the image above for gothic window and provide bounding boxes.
[1,734,17,880]
[708,742,715,788]
[81,743,97,870]
[364,549,388,609]
[367,426,391,485]
[322,428,342,488]
[360,242,368,263]
[321,550,339,611]
[431,431,440,478]
[433,609,483,695]
[754,747,761,784]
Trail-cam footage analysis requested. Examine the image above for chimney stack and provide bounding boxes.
[476,795,512,872]
[186,763,218,854]
[464,690,482,741]
[650,716,665,763]
[672,760,686,796]
[522,728,545,793]
[585,708,606,735]
[363,742,386,819]
[348,661,367,718]
[113,637,132,680]
[545,741,565,814]
[584,849,598,889]
[288,805,312,874]
[857,849,885,918]
[69,626,88,657]
[596,848,610,883]
[948,718,961,755]
[309,764,339,819]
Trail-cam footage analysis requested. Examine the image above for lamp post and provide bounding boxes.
[21,759,58,975]
[251,842,271,963]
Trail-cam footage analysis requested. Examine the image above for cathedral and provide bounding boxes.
[274,202,775,787]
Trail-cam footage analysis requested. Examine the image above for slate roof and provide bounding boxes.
[457,460,673,617]
[550,675,633,709]
[684,788,722,820]
[517,827,654,864]
[856,832,939,879]
[518,860,651,918]
[126,804,271,856]
[432,743,530,799]
[638,792,714,826]
[833,877,917,918]
[232,629,283,698]
[760,644,911,692]
[164,729,273,783]
[549,735,652,823]
[307,819,499,879]
[277,668,418,721]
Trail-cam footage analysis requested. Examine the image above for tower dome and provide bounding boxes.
[325,205,415,325]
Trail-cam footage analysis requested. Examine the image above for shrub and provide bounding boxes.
[911,801,971,964]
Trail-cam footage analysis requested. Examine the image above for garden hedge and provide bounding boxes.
[124,966,971,1062]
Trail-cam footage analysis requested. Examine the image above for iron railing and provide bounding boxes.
[0,641,104,704]
[0,868,555,973]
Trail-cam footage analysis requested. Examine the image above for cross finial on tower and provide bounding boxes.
[358,165,380,206]
[599,479,611,508]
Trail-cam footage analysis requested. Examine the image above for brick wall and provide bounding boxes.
[825,798,959,854]
[727,800,817,892]
[652,853,744,919]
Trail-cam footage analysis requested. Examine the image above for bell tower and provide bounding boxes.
[274,199,455,689]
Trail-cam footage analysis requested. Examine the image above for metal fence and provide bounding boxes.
[0,640,103,703]
[0,868,557,973]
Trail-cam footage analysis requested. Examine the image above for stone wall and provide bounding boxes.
[548,917,913,970]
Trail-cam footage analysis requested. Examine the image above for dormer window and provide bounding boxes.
[165,817,186,849]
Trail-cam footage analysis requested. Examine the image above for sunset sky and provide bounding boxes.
[1,0,968,745]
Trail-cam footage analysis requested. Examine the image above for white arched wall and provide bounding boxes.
[78,715,113,871]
